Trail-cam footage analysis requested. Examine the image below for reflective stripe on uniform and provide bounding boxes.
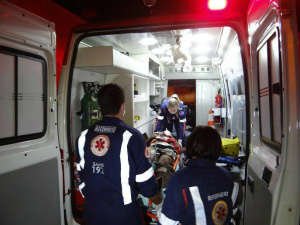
[232,182,239,205]
[179,118,186,123]
[158,211,179,225]
[157,116,164,120]
[79,182,85,198]
[120,130,133,205]
[78,129,88,170]
[77,163,81,171]
[189,186,207,225]
[136,167,154,182]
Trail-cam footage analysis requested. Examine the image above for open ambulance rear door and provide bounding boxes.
[245,0,300,224]
[0,1,64,225]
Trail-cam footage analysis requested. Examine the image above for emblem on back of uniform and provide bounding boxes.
[90,135,110,157]
[212,200,228,225]
[179,111,184,116]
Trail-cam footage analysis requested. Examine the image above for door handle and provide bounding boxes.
[247,175,254,193]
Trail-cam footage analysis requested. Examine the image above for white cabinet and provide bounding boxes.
[75,46,154,130]
[150,81,156,96]
[133,75,150,128]
[150,81,163,96]
[75,46,148,76]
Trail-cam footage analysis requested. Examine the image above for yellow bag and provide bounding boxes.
[221,137,240,157]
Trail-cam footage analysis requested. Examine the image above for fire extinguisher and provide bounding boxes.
[80,82,101,131]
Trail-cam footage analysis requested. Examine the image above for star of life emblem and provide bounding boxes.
[212,200,228,225]
[90,135,110,157]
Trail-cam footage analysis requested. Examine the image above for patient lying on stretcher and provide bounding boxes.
[146,130,182,189]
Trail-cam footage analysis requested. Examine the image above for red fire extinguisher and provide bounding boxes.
[73,154,85,212]
[215,89,223,108]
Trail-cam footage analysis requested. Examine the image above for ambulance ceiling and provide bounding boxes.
[81,27,237,66]
[51,0,249,66]
[52,0,250,23]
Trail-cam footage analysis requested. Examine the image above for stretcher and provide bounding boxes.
[141,130,183,223]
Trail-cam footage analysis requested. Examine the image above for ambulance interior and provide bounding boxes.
[69,26,246,224]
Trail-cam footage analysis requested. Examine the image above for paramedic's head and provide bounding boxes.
[170,94,180,103]
[186,126,221,160]
[98,83,125,117]
[167,97,179,114]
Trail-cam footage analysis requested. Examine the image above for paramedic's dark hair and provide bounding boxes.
[186,126,222,160]
[98,83,125,116]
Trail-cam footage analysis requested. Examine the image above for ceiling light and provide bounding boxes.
[208,0,227,10]
[194,45,211,53]
[143,0,157,7]
[195,56,210,63]
[162,44,171,49]
[139,37,158,46]
[193,34,213,43]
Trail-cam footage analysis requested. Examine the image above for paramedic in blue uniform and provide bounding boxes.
[158,126,238,225]
[76,83,162,225]
[155,94,186,146]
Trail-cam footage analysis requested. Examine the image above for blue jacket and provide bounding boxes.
[158,159,235,225]
[155,98,186,141]
[76,116,159,225]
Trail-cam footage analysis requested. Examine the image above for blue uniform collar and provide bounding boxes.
[102,116,123,123]
[186,158,217,167]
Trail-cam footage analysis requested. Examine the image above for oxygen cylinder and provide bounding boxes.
[81,82,100,131]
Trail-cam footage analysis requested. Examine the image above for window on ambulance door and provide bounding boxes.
[257,29,283,152]
[0,46,47,146]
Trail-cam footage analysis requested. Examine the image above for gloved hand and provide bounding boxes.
[153,201,163,212]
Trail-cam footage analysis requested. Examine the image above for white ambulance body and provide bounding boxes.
[0,0,299,225]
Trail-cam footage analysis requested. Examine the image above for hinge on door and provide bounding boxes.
[64,188,72,197]
[67,156,70,165]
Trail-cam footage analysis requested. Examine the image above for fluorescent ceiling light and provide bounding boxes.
[152,47,165,55]
[208,0,227,10]
[139,37,158,45]
[193,33,213,43]
[162,44,171,49]
[195,56,210,63]
[194,45,211,53]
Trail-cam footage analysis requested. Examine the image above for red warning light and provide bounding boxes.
[208,0,227,10]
